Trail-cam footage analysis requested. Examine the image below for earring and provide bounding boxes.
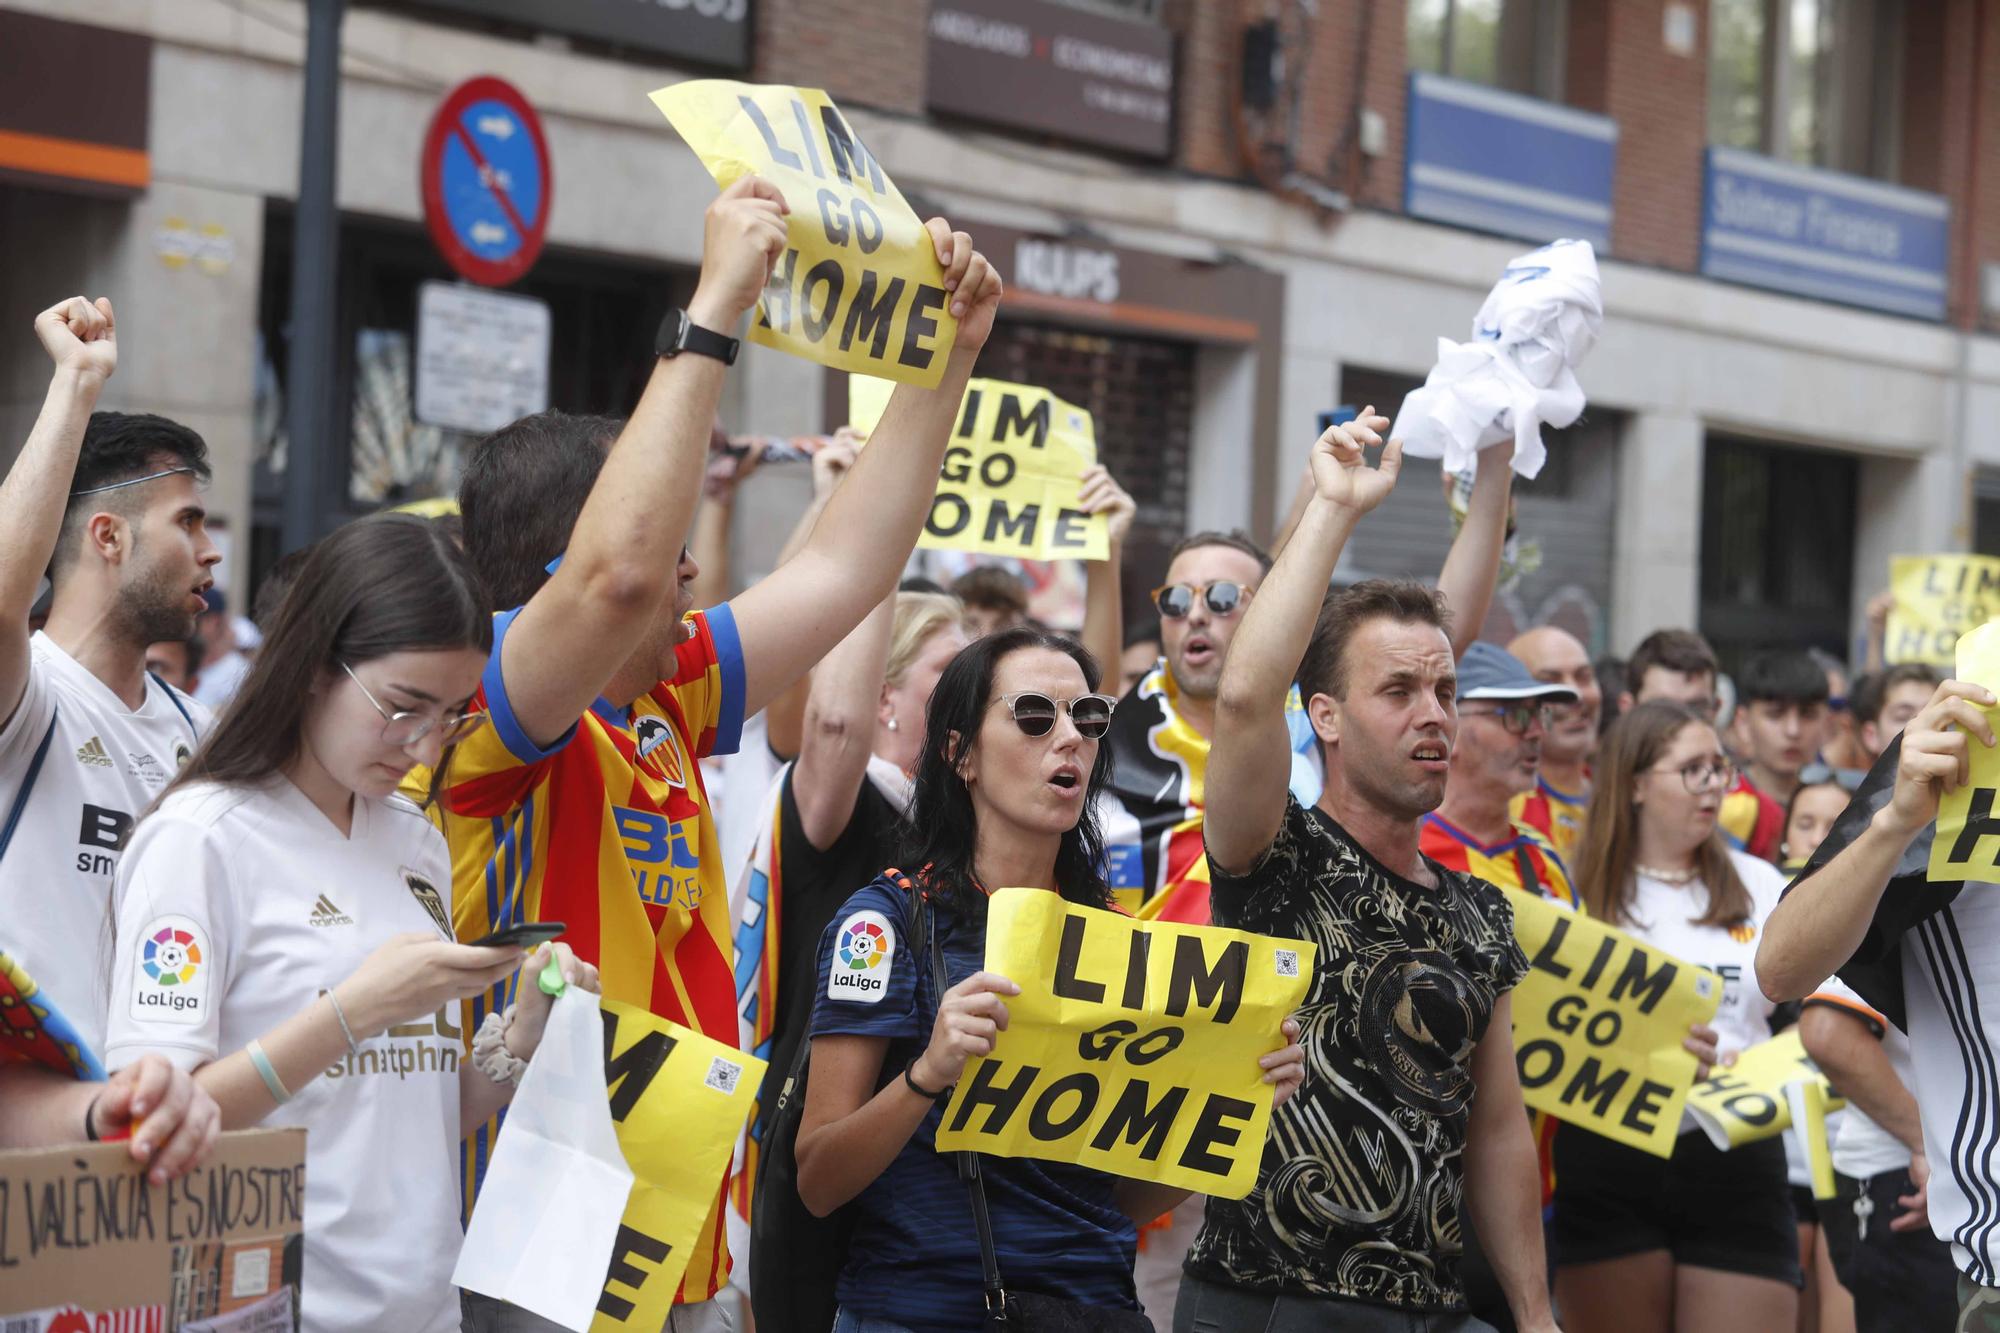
[886,717,899,732]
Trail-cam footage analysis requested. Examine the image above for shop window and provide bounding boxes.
[1699,434,1857,668]
[1708,0,1904,179]
[1407,0,1568,101]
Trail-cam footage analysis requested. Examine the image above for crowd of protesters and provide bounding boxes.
[1,169,1991,1333]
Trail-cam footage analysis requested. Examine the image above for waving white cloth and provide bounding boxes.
[1390,238,1602,480]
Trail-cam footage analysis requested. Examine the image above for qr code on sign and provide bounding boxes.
[1274,950,1299,978]
[705,1056,743,1094]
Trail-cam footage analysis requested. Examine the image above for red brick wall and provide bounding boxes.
[752,0,927,115]
[1904,0,2000,328]
[1977,0,2000,328]
[1569,0,1706,270]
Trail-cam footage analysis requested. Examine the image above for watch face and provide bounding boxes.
[658,308,688,357]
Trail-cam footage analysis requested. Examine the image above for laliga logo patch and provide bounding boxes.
[827,910,895,1004]
[134,914,208,1024]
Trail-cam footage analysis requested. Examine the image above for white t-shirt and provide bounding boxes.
[0,632,208,1048]
[105,779,463,1333]
[1807,977,1914,1181]
[1622,850,1787,1059]
[706,709,782,911]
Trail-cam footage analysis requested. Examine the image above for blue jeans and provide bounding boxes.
[831,1311,917,1333]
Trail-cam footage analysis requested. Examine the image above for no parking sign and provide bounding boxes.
[421,76,552,286]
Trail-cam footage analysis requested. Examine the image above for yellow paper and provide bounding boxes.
[934,887,1313,1199]
[1886,554,2000,667]
[1506,891,1721,1158]
[1931,621,2000,882]
[590,999,766,1330]
[651,81,957,386]
[1683,1030,1842,1151]
[1789,1080,1838,1201]
[849,375,1108,561]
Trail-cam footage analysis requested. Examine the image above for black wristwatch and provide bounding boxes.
[654,308,739,365]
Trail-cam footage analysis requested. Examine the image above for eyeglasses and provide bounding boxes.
[993,691,1118,739]
[1150,581,1250,620]
[1648,757,1738,793]
[1461,702,1552,736]
[342,662,484,747]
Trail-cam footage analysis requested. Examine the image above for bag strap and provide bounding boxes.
[905,873,1009,1322]
[149,671,200,742]
[0,708,59,860]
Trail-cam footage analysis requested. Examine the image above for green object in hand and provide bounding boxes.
[539,954,566,997]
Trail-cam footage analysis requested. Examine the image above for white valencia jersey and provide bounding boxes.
[0,632,207,1048]
[1623,850,1787,1060]
[105,779,464,1333]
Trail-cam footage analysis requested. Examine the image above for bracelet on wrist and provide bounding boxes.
[84,1092,103,1142]
[903,1058,950,1101]
[472,1007,529,1087]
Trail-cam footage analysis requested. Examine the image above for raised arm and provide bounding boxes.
[762,436,858,761]
[793,593,894,850]
[497,177,788,748]
[1758,680,1995,1000]
[686,433,761,611]
[0,297,118,728]
[728,221,1002,719]
[1208,411,1401,874]
[1463,995,1558,1333]
[1077,464,1135,674]
[1435,439,1513,658]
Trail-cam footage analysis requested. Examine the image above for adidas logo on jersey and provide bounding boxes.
[76,736,113,767]
[309,894,355,928]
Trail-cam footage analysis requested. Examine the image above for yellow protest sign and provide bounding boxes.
[849,375,1107,561]
[1788,1080,1838,1200]
[1683,1030,1842,1151]
[934,887,1312,1198]
[1506,891,1720,1158]
[1930,621,2000,882]
[651,81,958,387]
[1886,554,2000,667]
[592,999,766,1332]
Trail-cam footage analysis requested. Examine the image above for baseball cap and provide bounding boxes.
[1458,641,1580,705]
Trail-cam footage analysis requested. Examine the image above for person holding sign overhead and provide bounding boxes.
[1194,412,1554,1333]
[1757,653,2000,1330]
[436,162,1004,1330]
[1554,701,1797,1333]
[103,515,602,1333]
[793,627,1305,1332]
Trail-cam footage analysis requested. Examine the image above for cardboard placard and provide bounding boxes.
[0,1128,306,1330]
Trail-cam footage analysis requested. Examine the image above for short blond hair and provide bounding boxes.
[887,592,966,688]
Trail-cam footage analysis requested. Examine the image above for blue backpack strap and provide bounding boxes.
[149,672,200,742]
[0,706,59,859]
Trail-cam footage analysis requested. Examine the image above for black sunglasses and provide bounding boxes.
[1150,581,1250,620]
[993,691,1118,739]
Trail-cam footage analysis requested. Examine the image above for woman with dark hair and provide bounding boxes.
[1553,701,1798,1333]
[793,627,1304,1332]
[103,514,598,1333]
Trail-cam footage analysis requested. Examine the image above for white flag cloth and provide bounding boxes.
[454,988,633,1331]
[1390,238,1603,480]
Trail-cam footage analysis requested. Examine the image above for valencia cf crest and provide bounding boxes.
[402,868,453,938]
[634,715,687,787]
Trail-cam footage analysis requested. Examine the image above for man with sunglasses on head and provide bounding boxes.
[1420,642,1578,907]
[1186,412,1554,1333]
[0,296,216,1054]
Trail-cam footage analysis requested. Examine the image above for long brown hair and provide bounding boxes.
[158,514,491,804]
[1574,701,1752,929]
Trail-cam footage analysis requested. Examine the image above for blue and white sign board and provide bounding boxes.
[1404,72,1617,252]
[1701,147,1949,320]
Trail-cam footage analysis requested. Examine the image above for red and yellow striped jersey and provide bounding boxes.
[1719,773,1784,863]
[436,605,746,1303]
[1510,774,1588,862]
[1420,814,1576,908]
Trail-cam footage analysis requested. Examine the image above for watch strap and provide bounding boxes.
[656,308,739,365]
